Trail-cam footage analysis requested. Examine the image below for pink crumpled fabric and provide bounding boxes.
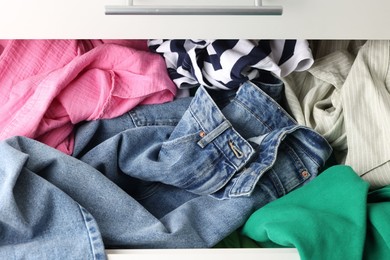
[0,40,176,154]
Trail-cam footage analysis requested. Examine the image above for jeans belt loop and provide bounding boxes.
[197,120,232,148]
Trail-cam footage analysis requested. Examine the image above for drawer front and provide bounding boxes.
[106,249,300,260]
[0,0,389,39]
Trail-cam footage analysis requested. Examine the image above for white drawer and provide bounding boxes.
[106,249,300,260]
[0,2,375,260]
[0,0,389,39]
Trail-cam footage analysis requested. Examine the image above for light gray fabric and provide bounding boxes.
[283,40,390,189]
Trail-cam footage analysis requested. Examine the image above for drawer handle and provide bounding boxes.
[105,0,282,16]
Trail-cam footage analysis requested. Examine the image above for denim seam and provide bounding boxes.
[230,133,283,196]
[78,205,102,260]
[230,166,271,197]
[182,156,234,193]
[128,111,139,128]
[177,152,222,189]
[229,127,298,197]
[120,114,132,132]
[223,167,245,197]
[232,98,273,132]
[188,107,207,138]
[159,132,200,147]
[282,142,310,191]
[288,129,324,168]
[158,129,232,190]
[128,110,181,127]
[271,126,317,190]
[268,168,286,197]
[246,81,299,124]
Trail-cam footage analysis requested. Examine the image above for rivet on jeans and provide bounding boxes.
[301,170,309,178]
[228,140,244,159]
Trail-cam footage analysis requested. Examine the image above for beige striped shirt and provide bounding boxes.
[283,40,390,189]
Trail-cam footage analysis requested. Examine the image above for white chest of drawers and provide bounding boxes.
[0,0,389,39]
[1,0,386,259]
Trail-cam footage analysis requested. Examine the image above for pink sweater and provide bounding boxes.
[0,40,176,154]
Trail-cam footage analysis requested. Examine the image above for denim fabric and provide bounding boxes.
[72,79,330,247]
[0,135,313,253]
[0,138,106,260]
[0,79,332,258]
[74,81,332,199]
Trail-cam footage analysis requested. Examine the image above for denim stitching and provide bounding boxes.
[281,142,310,191]
[229,127,296,197]
[128,110,140,127]
[267,168,286,197]
[197,120,232,148]
[287,129,326,168]
[232,98,273,132]
[78,205,105,260]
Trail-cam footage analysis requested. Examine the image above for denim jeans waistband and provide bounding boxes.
[159,81,332,199]
[209,82,333,198]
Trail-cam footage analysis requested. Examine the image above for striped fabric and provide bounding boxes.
[283,40,390,188]
[309,40,367,59]
[148,39,314,90]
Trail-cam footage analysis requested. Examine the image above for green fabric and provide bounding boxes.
[214,152,338,249]
[241,165,390,260]
[364,187,390,259]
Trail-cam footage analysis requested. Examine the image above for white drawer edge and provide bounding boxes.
[106,248,300,260]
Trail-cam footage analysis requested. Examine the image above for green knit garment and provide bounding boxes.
[240,165,390,260]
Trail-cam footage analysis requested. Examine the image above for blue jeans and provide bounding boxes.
[0,80,331,259]
[73,80,332,244]
[74,81,331,199]
[0,137,106,260]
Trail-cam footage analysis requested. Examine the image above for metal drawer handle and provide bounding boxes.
[105,0,282,16]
